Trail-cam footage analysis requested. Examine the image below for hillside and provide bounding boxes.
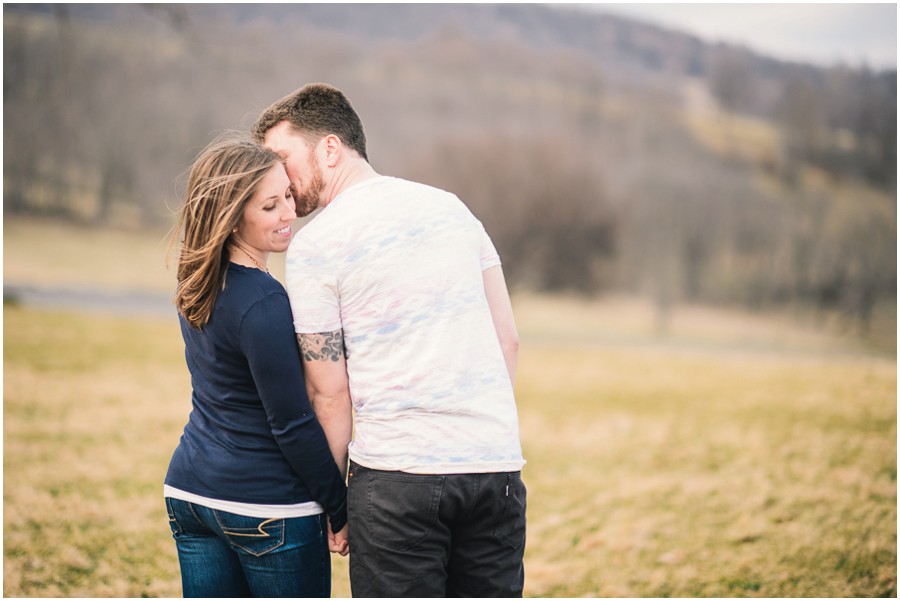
[3,3,896,336]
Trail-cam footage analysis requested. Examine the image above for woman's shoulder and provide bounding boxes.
[222,264,288,309]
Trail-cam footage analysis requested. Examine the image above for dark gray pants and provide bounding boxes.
[347,462,526,597]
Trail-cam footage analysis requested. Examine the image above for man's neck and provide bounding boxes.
[321,159,380,208]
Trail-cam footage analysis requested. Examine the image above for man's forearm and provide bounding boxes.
[500,339,519,385]
[299,329,354,478]
[311,393,352,478]
[483,265,520,385]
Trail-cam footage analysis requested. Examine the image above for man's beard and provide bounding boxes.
[294,154,326,217]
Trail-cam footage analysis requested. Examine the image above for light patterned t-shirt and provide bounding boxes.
[285,176,525,474]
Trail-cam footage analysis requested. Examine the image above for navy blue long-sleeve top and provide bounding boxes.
[165,262,347,532]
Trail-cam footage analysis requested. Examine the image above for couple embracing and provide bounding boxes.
[163,84,527,598]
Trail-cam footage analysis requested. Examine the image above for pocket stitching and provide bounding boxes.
[165,498,184,536]
[221,517,280,538]
[213,512,285,557]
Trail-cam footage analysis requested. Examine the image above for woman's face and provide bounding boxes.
[234,164,296,258]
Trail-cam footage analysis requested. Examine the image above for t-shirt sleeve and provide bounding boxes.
[476,218,502,271]
[456,193,501,272]
[285,241,343,334]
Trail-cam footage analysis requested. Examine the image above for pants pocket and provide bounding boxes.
[213,511,286,557]
[363,470,444,552]
[494,472,527,549]
[165,497,183,536]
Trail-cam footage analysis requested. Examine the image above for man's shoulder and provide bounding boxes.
[286,177,467,257]
[384,176,457,200]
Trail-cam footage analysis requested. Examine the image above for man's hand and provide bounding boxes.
[328,520,349,556]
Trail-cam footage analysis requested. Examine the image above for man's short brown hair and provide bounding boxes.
[252,83,368,161]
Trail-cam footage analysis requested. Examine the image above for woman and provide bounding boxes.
[164,138,347,597]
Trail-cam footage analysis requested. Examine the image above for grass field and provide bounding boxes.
[3,217,290,294]
[3,217,897,596]
[4,299,896,597]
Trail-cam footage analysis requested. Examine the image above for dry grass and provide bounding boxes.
[514,292,895,597]
[4,295,895,597]
[4,308,187,596]
[3,217,290,294]
[517,342,896,596]
[3,217,895,596]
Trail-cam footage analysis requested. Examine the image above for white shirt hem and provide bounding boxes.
[163,485,324,519]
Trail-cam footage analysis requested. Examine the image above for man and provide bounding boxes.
[252,83,526,597]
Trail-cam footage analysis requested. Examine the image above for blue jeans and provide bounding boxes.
[165,497,331,598]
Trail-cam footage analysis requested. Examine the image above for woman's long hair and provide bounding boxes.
[172,138,281,329]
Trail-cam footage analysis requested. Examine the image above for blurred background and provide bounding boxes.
[3,3,897,597]
[4,3,896,339]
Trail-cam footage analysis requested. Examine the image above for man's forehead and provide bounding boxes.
[263,121,297,149]
[262,124,287,148]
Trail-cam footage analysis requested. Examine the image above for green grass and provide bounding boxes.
[4,299,895,597]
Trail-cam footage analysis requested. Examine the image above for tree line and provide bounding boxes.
[3,6,895,334]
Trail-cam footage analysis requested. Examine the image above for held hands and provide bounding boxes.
[328,520,349,556]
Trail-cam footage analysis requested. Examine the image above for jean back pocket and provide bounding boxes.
[214,512,286,557]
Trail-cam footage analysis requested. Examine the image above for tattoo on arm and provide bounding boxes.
[298,330,346,362]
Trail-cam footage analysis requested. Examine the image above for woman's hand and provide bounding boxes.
[329,521,349,556]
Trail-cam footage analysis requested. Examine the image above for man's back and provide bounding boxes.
[285,175,524,474]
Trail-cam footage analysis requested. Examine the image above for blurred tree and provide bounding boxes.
[410,132,616,294]
[2,4,894,328]
[776,70,825,182]
[710,47,757,114]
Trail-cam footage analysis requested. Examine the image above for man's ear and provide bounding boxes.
[320,134,342,168]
